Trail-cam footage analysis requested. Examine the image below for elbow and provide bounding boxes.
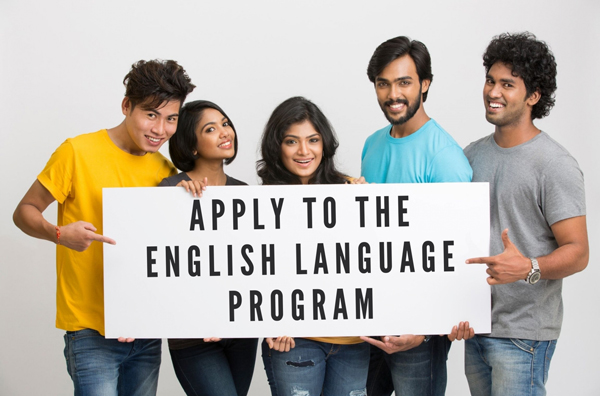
[577,251,589,273]
[12,206,23,230]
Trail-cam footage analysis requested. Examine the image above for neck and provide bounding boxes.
[493,121,540,148]
[390,109,430,139]
[186,159,227,186]
[107,121,146,156]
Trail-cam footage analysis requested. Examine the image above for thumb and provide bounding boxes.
[501,228,512,249]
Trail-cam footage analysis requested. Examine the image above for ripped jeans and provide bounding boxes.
[262,338,369,396]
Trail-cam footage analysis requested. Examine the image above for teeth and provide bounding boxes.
[296,159,311,163]
[490,102,504,108]
[147,136,160,142]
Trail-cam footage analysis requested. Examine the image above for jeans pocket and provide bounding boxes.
[510,338,538,354]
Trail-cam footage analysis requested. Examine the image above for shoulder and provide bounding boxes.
[67,130,108,149]
[364,125,392,145]
[159,172,190,186]
[226,175,248,186]
[463,133,494,159]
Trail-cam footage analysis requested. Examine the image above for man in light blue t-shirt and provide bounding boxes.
[359,36,473,396]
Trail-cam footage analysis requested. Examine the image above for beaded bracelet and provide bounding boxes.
[55,225,61,245]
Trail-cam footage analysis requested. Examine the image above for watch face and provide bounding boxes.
[529,272,541,284]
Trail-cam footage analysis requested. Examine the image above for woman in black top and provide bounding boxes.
[159,100,256,396]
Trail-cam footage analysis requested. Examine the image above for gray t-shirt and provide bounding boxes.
[464,132,585,340]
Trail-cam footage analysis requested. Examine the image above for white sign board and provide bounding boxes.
[103,183,490,338]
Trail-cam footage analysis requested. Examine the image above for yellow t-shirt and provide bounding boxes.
[38,130,176,335]
[305,336,363,344]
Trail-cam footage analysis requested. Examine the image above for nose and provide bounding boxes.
[297,140,309,155]
[152,118,166,135]
[488,83,502,98]
[219,126,230,138]
[389,84,402,100]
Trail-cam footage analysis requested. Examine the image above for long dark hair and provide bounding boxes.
[169,100,239,172]
[256,96,347,185]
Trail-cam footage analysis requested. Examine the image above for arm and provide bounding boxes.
[466,216,588,285]
[13,180,116,251]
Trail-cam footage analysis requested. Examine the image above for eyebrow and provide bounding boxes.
[486,73,516,84]
[283,133,321,139]
[376,76,413,83]
[146,108,179,118]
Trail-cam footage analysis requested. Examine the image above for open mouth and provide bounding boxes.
[218,140,232,149]
[294,158,314,167]
[488,101,505,110]
[146,135,162,144]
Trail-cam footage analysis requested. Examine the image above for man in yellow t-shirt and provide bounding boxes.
[13,60,195,396]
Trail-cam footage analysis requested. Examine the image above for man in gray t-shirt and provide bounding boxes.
[463,32,589,396]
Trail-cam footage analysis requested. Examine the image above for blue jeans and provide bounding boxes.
[262,338,369,396]
[465,336,557,396]
[367,336,451,396]
[63,329,161,396]
[169,338,258,396]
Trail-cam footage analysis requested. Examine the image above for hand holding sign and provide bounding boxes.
[60,221,116,252]
[466,229,530,285]
[266,336,296,352]
[176,177,208,198]
[447,321,474,341]
[360,335,425,354]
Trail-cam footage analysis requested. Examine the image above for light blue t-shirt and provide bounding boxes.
[361,119,472,183]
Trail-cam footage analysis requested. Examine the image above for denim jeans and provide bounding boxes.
[63,329,161,396]
[465,336,557,396]
[366,335,452,396]
[262,338,369,396]
[169,338,258,396]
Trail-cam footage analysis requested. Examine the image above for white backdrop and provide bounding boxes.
[1,0,598,395]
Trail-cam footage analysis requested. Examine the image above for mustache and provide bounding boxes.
[384,99,409,106]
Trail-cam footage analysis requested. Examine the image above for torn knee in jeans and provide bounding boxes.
[349,389,367,396]
[285,359,315,368]
[291,386,310,396]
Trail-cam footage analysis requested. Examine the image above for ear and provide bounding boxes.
[526,89,541,107]
[421,79,431,95]
[122,97,131,116]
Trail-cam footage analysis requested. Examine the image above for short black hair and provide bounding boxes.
[483,32,557,120]
[256,96,347,185]
[123,59,195,110]
[169,100,239,172]
[367,36,433,101]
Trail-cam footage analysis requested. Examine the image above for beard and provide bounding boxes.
[381,85,422,126]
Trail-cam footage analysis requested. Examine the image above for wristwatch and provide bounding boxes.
[526,258,541,284]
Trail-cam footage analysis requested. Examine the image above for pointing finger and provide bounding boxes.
[92,233,117,245]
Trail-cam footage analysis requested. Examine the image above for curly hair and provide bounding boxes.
[256,97,347,185]
[123,59,195,110]
[483,32,557,119]
[367,36,433,102]
[169,100,239,172]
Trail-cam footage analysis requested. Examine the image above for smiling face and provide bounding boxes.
[195,108,235,161]
[483,62,538,129]
[280,120,323,184]
[375,55,429,130]
[122,97,180,155]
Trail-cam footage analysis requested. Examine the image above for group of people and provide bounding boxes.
[13,31,588,396]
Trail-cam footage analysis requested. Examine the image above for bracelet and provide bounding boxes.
[55,226,61,245]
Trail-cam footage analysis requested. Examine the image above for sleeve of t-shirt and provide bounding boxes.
[37,139,75,204]
[542,154,586,226]
[429,145,473,183]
